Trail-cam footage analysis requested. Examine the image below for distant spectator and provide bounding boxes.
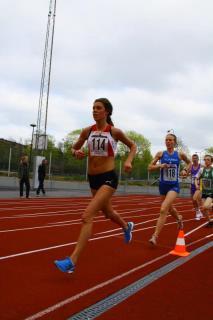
[18,155,30,198]
[36,159,48,196]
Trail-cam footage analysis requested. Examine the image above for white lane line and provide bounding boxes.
[47,212,158,226]
[0,205,156,227]
[0,205,150,219]
[0,196,158,209]
[94,214,202,236]
[186,234,213,247]
[24,253,170,320]
[0,206,149,220]
[0,208,194,233]
[1,200,196,232]
[47,215,135,226]
[0,196,189,212]
[0,224,75,234]
[0,200,193,221]
[94,219,158,235]
[0,218,196,261]
[24,240,212,320]
[0,203,88,212]
[67,242,213,320]
[0,209,83,220]
[185,221,210,237]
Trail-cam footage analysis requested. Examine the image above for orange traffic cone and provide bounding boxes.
[169,230,190,257]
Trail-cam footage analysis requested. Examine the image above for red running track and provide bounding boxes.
[0,195,212,320]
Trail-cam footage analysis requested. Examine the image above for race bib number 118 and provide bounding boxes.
[163,165,177,182]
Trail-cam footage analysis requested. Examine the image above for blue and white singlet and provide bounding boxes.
[160,150,180,185]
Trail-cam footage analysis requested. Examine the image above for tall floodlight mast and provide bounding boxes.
[36,0,57,150]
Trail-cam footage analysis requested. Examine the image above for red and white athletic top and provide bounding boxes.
[87,124,117,157]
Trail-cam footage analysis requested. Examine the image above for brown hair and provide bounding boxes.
[94,98,114,126]
[204,154,213,163]
[192,154,199,159]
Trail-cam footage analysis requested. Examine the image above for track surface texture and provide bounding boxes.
[0,195,212,320]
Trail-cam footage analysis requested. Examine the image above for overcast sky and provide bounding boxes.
[0,0,212,156]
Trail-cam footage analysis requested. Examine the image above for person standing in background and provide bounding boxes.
[36,159,48,196]
[18,155,30,198]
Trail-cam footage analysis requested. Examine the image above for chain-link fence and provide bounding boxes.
[0,142,25,176]
[0,141,191,197]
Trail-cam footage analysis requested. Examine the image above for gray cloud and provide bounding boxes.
[0,0,212,154]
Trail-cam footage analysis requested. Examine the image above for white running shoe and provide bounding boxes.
[195,212,200,220]
[195,210,203,220]
[198,210,203,219]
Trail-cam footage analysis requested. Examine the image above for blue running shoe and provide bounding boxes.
[54,257,75,273]
[124,222,134,243]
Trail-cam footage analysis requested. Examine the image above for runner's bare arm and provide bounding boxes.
[148,151,164,171]
[179,152,191,176]
[71,127,90,159]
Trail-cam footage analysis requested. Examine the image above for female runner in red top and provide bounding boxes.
[55,98,137,273]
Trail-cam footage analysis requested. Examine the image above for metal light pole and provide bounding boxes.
[36,0,57,151]
[8,147,12,177]
[29,124,36,171]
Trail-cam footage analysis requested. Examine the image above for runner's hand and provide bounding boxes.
[74,150,85,159]
[124,161,132,172]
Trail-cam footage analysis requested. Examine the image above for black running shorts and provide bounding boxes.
[88,170,118,190]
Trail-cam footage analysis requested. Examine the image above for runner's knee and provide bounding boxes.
[103,209,114,219]
[169,207,177,215]
[82,211,94,224]
[160,206,167,216]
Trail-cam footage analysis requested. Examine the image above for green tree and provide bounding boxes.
[205,147,213,155]
[117,131,152,180]
[62,130,87,178]
[117,130,151,157]
[65,129,82,149]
